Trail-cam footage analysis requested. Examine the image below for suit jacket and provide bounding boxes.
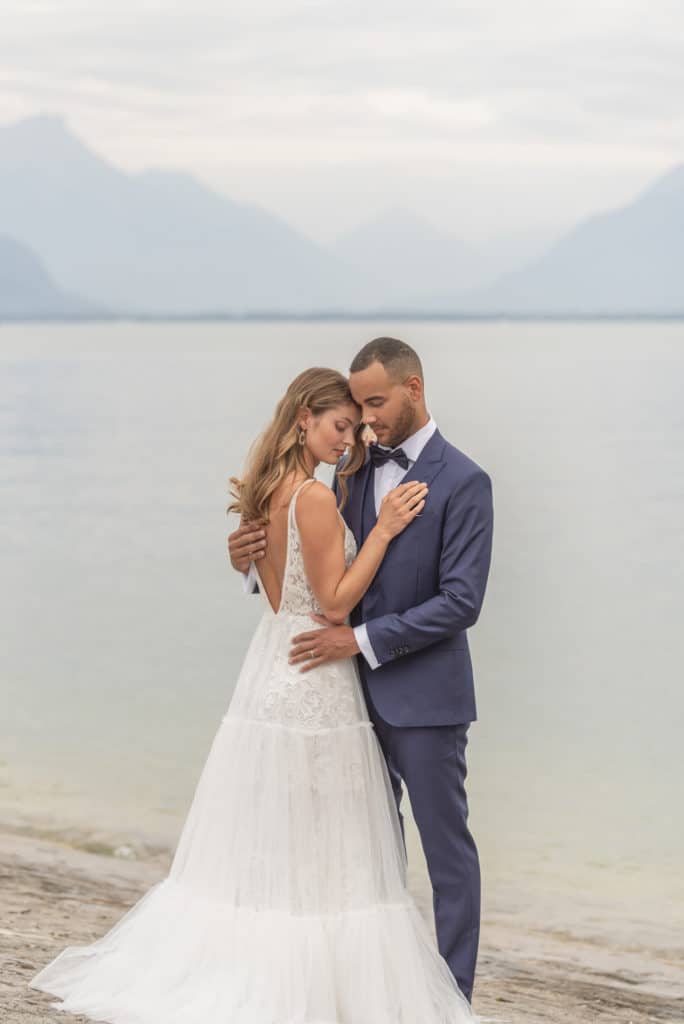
[335,429,493,727]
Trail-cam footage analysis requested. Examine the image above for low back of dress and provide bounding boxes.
[255,477,356,619]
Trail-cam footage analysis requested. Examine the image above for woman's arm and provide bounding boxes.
[295,480,427,624]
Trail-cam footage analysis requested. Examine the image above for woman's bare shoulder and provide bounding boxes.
[295,480,338,530]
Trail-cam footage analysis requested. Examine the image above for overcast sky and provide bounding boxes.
[2,0,683,244]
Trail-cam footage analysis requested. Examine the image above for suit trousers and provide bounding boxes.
[368,705,481,1003]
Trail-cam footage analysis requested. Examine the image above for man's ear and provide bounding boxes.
[404,375,423,402]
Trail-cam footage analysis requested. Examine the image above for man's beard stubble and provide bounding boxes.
[385,397,418,450]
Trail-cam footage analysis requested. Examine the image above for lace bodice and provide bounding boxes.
[258,478,357,618]
[241,478,365,732]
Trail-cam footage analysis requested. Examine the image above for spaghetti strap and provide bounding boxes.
[287,476,317,527]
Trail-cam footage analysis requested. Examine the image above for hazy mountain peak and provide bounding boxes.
[0,232,96,316]
[135,168,202,189]
[330,204,484,305]
[638,163,684,203]
[453,160,684,313]
[339,205,447,245]
[6,112,68,139]
[0,113,104,169]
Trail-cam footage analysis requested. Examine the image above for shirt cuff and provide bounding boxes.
[242,562,258,594]
[353,623,380,670]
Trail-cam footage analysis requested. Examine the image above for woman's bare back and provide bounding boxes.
[256,476,345,616]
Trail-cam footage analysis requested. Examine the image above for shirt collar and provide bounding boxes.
[379,414,437,465]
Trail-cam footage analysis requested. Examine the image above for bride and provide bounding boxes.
[28,367,476,1023]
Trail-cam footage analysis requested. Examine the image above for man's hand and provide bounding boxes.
[290,614,360,673]
[228,522,266,573]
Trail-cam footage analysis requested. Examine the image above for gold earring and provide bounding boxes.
[298,428,306,446]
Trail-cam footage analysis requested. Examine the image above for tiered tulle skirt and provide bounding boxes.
[29,611,475,1023]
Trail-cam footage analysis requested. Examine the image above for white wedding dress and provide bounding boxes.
[29,478,475,1023]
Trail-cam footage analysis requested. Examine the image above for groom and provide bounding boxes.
[229,337,493,1003]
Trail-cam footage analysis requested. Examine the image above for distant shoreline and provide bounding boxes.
[3,311,684,324]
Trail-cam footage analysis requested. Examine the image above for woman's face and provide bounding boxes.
[302,402,361,465]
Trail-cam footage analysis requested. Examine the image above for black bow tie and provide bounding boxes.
[369,443,410,471]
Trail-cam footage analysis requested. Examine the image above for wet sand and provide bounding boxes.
[2,827,682,1024]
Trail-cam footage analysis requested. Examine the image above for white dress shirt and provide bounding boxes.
[242,414,438,671]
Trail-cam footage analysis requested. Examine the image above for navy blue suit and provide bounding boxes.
[335,428,493,1001]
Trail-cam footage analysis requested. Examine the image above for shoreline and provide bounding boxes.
[3,825,682,1023]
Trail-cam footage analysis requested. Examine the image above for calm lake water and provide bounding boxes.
[1,320,683,960]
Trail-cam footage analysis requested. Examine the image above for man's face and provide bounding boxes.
[349,360,418,449]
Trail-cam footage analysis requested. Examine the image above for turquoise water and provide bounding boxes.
[1,320,683,956]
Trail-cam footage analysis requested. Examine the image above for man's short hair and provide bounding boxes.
[349,337,423,382]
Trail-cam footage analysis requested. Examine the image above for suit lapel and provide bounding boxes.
[398,428,447,490]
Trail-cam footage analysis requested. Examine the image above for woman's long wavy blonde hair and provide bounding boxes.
[228,367,367,524]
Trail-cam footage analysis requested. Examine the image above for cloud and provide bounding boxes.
[1,0,683,241]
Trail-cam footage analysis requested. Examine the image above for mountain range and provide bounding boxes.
[0,114,682,317]
[0,115,373,316]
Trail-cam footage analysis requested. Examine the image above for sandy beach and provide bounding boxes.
[2,824,682,1024]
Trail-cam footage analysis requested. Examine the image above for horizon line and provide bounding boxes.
[3,311,684,325]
